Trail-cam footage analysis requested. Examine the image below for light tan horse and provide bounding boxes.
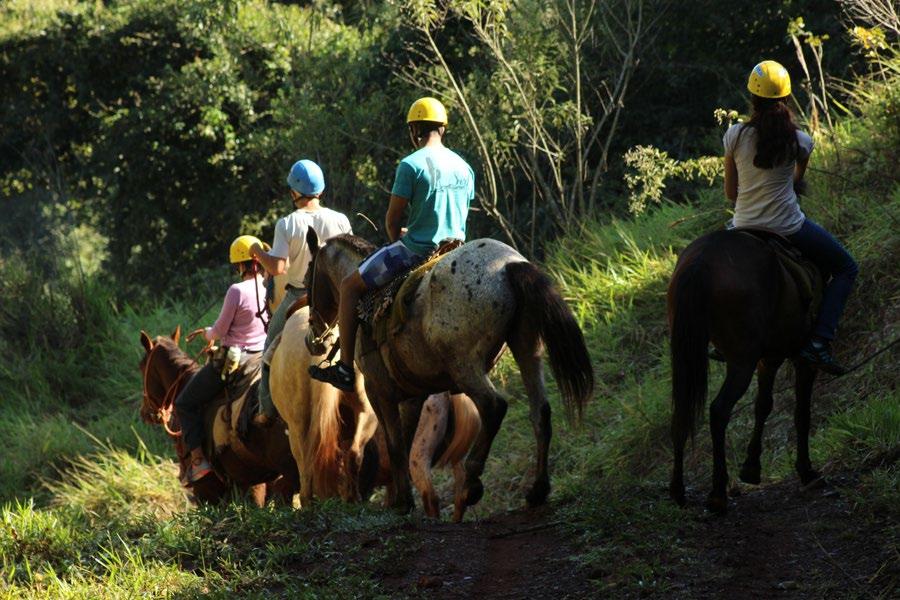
[270,304,482,517]
[269,306,380,505]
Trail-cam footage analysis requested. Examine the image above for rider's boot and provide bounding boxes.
[309,360,355,392]
[798,337,848,376]
[708,346,726,362]
[182,448,212,487]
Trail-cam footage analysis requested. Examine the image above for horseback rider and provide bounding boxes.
[176,235,268,484]
[250,159,352,424]
[310,97,475,391]
[724,60,858,374]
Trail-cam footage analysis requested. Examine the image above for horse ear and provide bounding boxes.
[140,330,154,353]
[307,227,320,255]
[171,325,181,345]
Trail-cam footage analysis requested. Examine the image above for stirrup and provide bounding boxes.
[798,341,847,376]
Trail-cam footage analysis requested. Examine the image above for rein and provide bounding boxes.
[142,341,205,438]
[305,252,339,356]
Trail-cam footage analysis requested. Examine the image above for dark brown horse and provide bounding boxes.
[139,328,298,505]
[668,230,821,514]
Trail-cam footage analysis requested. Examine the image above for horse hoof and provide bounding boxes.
[464,479,484,507]
[800,471,826,491]
[739,463,761,485]
[452,503,465,523]
[705,493,728,515]
[525,479,550,507]
[423,494,441,519]
[669,482,686,507]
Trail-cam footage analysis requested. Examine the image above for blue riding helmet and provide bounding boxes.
[286,159,325,196]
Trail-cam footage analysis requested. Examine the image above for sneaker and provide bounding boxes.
[708,347,726,362]
[798,339,847,376]
[182,459,212,486]
[308,362,355,392]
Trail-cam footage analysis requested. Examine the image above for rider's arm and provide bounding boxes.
[724,155,738,203]
[794,155,810,183]
[251,219,288,275]
[250,245,286,276]
[385,195,408,243]
[206,286,240,341]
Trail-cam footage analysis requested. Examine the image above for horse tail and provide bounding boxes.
[313,384,344,496]
[505,261,594,421]
[669,257,710,441]
[435,394,481,469]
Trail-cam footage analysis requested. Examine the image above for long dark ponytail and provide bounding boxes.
[743,95,799,169]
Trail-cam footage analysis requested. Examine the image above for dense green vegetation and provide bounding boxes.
[1,0,898,597]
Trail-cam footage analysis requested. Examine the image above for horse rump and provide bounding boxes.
[505,261,594,421]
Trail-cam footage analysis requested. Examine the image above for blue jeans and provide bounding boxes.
[787,218,858,340]
[175,363,224,451]
[358,240,425,288]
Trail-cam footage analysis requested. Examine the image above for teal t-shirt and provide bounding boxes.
[391,145,475,256]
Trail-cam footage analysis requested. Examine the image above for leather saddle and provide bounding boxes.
[357,239,464,327]
[733,227,824,329]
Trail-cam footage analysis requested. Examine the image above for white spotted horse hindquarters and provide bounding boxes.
[409,392,481,521]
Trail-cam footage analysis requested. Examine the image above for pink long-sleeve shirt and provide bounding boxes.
[204,276,267,351]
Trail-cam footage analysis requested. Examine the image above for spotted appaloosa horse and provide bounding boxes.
[139,328,297,505]
[306,231,594,513]
[668,230,823,514]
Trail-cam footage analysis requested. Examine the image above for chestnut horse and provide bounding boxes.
[668,230,821,514]
[306,232,593,513]
[139,328,298,505]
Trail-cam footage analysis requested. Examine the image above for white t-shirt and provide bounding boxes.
[724,123,814,235]
[270,207,352,288]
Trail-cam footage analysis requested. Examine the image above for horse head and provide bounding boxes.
[138,327,195,430]
[304,229,375,355]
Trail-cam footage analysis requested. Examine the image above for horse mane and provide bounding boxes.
[153,336,200,374]
[328,233,377,258]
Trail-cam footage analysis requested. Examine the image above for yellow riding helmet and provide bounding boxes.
[747,60,791,99]
[229,235,264,264]
[406,97,448,125]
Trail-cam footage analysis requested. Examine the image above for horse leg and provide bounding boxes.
[507,321,552,506]
[380,399,415,513]
[410,393,450,519]
[793,360,821,485]
[340,388,379,502]
[287,427,313,507]
[457,373,509,508]
[739,359,784,484]
[247,482,267,507]
[670,421,689,506]
[707,362,756,514]
[451,461,467,523]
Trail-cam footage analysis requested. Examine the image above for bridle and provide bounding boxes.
[141,342,196,438]
[305,251,338,356]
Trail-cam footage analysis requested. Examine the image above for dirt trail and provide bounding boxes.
[382,505,593,598]
[661,473,898,599]
[378,473,897,598]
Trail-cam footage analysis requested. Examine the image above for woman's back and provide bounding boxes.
[725,123,813,235]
